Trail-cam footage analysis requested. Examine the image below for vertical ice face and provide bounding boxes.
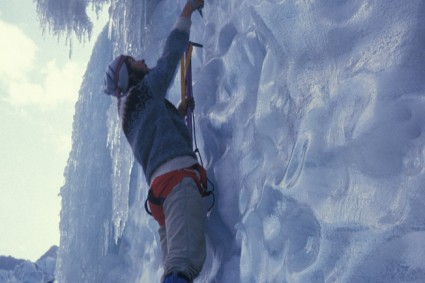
[45,0,425,282]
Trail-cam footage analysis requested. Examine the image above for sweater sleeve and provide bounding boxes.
[145,17,191,98]
[174,17,191,33]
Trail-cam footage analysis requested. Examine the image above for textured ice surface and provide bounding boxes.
[41,0,425,282]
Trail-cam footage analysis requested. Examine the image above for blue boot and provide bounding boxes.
[162,272,191,283]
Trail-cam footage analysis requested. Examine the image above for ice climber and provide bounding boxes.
[103,0,206,282]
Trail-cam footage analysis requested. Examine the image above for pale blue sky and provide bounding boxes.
[0,1,107,261]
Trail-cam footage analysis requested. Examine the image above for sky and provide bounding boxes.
[0,1,108,261]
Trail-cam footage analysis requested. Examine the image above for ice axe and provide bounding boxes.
[190,0,204,17]
[197,4,203,17]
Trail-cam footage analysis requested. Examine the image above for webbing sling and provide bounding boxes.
[179,41,215,210]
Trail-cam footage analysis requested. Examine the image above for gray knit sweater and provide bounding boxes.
[119,18,196,184]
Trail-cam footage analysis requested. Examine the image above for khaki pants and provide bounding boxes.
[159,177,206,280]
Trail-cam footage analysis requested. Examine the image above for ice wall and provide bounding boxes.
[51,0,425,282]
[195,1,425,281]
[55,25,117,282]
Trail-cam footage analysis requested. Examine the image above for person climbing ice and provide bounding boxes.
[103,0,206,282]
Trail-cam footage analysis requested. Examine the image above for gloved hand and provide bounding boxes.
[177,97,195,117]
[189,0,204,11]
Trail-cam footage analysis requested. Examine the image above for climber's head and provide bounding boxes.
[104,55,149,97]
